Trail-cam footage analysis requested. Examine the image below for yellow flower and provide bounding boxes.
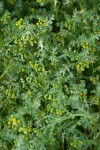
[36,0,44,3]
[31,8,37,13]
[70,141,77,148]
[58,110,63,115]
[16,18,24,28]
[11,118,17,126]
[28,91,32,95]
[86,42,89,46]
[18,129,21,132]
[21,67,25,72]
[8,121,11,125]
[17,120,21,124]
[29,37,33,41]
[29,61,34,68]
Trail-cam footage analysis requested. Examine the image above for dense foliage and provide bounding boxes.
[0,0,100,149]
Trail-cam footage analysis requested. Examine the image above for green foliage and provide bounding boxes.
[0,0,100,150]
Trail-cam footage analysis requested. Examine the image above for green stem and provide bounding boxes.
[0,62,13,82]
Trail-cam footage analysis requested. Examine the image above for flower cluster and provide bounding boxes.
[8,115,21,128]
[70,140,84,149]
[16,18,24,29]
[6,88,16,99]
[65,19,74,30]
[21,34,36,46]
[92,96,100,105]
[33,79,42,88]
[80,92,87,99]
[36,0,44,3]
[29,62,45,73]
[89,76,99,84]
[47,104,64,116]
[82,42,96,54]
[18,127,32,139]
[44,94,64,115]
[31,8,37,13]
[0,11,11,25]
[53,32,63,43]
[36,18,48,26]
[76,59,89,73]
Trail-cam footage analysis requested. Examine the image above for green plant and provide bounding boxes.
[0,0,100,150]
